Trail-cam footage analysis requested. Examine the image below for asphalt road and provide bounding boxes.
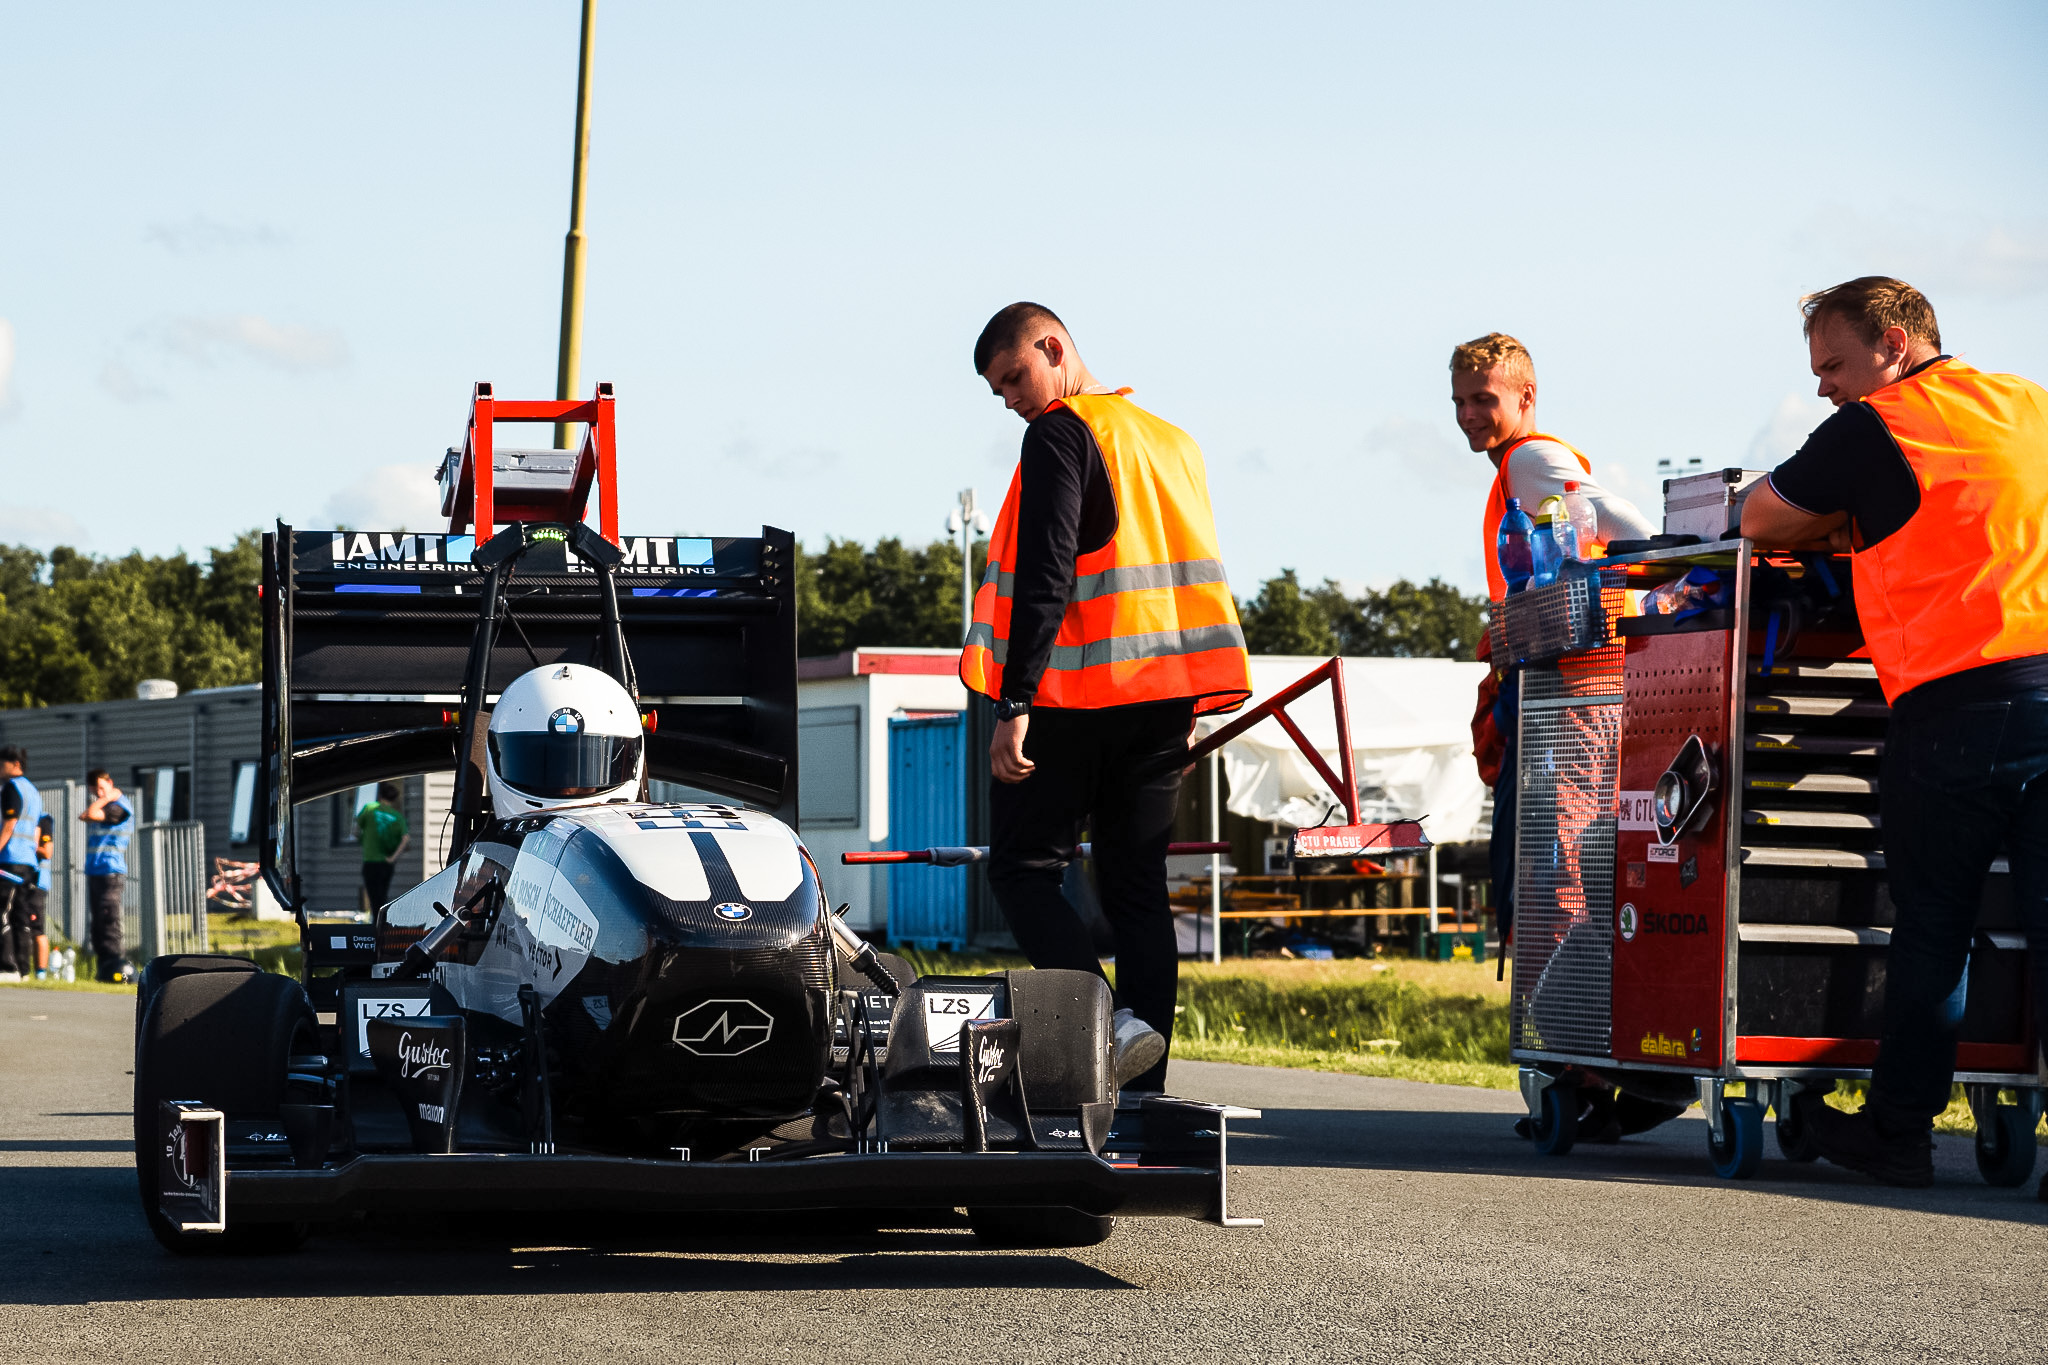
[4,987,2045,1364]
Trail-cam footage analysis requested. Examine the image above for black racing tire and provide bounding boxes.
[967,1207,1116,1249]
[134,969,317,1254]
[1531,1084,1578,1157]
[134,953,262,1041]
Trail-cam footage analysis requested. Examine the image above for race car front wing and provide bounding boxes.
[170,1096,1264,1231]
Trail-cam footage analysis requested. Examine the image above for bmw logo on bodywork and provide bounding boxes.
[548,706,584,734]
[672,999,774,1057]
[712,902,752,921]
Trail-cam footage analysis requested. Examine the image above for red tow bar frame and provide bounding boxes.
[445,380,620,544]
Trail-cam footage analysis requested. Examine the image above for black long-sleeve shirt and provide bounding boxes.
[1003,406,1119,703]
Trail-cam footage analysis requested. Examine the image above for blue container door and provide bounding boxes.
[886,712,968,949]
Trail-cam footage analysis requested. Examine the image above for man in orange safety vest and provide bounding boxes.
[963,302,1250,1092]
[1745,277,2048,1193]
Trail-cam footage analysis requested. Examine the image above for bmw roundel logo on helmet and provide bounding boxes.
[713,902,752,921]
[548,706,584,735]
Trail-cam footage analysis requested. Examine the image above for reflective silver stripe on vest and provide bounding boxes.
[964,621,1246,670]
[978,557,1230,606]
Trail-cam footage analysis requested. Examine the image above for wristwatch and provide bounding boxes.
[993,698,1031,722]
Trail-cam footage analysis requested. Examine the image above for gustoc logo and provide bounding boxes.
[672,999,774,1057]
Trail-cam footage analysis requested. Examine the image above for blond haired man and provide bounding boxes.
[1453,333,1654,1141]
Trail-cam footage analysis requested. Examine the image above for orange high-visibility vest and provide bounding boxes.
[1482,433,1594,602]
[1849,359,2048,703]
[960,391,1251,714]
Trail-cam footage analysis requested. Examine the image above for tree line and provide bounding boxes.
[0,531,1485,707]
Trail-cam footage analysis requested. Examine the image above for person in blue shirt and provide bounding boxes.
[0,746,45,981]
[79,768,134,984]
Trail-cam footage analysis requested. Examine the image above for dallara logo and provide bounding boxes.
[1639,1031,1700,1058]
[672,999,774,1057]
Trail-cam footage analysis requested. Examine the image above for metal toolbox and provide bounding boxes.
[1502,541,2043,1181]
[1662,468,1768,540]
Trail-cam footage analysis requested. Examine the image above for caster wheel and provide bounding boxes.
[1975,1105,2039,1188]
[1531,1084,1578,1156]
[1708,1100,1764,1179]
[1774,1097,1822,1162]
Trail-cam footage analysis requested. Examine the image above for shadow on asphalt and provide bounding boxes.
[0,1165,1136,1306]
[1233,1105,2048,1225]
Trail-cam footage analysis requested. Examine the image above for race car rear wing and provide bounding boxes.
[259,519,798,913]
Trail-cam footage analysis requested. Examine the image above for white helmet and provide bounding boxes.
[486,663,645,813]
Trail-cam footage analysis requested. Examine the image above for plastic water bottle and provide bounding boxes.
[1530,497,1576,587]
[1496,498,1535,595]
[1561,480,1598,557]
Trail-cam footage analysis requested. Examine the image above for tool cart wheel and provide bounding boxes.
[1531,1084,1578,1156]
[1707,1100,1764,1179]
[1773,1098,1822,1162]
[1974,1105,2040,1188]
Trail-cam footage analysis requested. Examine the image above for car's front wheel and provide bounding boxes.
[134,969,318,1254]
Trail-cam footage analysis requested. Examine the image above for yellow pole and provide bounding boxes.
[554,0,597,450]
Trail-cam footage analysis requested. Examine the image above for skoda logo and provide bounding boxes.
[673,998,774,1057]
[713,902,752,921]
[548,707,584,735]
[1618,902,1638,942]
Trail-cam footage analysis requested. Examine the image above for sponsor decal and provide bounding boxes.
[417,1103,446,1124]
[355,995,433,1057]
[712,901,752,921]
[924,991,998,1054]
[1647,843,1679,864]
[397,1030,452,1081]
[548,706,584,735]
[1680,855,1699,888]
[673,998,774,1057]
[1620,907,1713,937]
[1625,862,1647,888]
[1617,790,1658,831]
[973,1034,1008,1087]
[1690,1027,1704,1054]
[1639,1031,1689,1058]
[165,1123,196,1190]
[1618,903,1638,942]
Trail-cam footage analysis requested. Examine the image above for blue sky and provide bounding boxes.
[3,2,2044,595]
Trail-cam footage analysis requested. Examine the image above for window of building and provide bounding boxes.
[228,760,259,845]
[798,707,860,828]
[131,766,191,823]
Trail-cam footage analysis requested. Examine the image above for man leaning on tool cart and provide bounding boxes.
[1743,276,2048,1194]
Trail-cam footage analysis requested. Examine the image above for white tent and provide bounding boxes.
[1193,655,1490,845]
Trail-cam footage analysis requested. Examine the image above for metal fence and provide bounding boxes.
[120,821,210,962]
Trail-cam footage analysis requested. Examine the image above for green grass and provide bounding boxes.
[0,975,134,994]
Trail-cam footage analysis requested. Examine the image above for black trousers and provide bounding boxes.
[362,859,395,909]
[87,873,124,977]
[0,863,36,975]
[987,698,1193,1092]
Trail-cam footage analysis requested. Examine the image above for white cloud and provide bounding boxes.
[0,318,18,420]
[324,463,445,531]
[0,505,86,549]
[144,216,288,254]
[1747,392,1832,467]
[1362,415,1490,492]
[1800,212,2048,297]
[159,314,349,372]
[99,359,166,403]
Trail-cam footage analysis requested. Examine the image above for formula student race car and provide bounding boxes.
[134,386,1259,1252]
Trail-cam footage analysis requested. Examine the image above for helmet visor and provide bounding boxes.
[489,731,642,798]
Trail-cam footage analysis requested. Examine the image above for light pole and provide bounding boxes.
[554,0,597,450]
[946,489,991,645]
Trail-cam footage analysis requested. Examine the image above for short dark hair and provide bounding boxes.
[1801,276,1941,351]
[973,302,1066,375]
[0,745,24,769]
[377,781,402,804]
[85,768,110,785]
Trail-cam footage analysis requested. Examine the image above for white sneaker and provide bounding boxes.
[0,971,21,982]
[1110,1008,1166,1087]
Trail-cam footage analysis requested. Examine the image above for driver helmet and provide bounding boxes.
[486,663,645,813]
